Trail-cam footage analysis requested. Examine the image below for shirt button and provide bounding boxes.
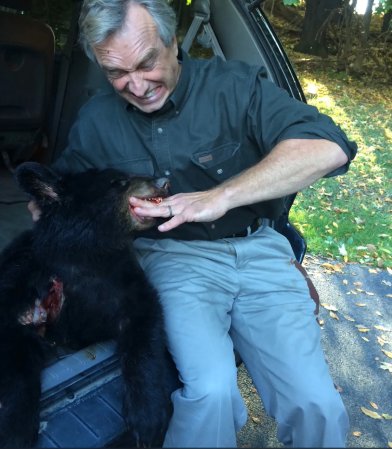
[157,127,163,134]
[211,224,216,230]
[217,168,223,175]
[164,170,171,176]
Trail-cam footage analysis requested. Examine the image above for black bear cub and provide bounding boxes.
[0,162,174,448]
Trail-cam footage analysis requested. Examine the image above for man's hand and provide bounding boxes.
[28,200,42,222]
[132,138,348,232]
[129,187,229,232]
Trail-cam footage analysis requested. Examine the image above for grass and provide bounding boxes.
[264,11,392,268]
[286,62,392,268]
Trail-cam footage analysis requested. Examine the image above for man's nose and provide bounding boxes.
[126,71,148,97]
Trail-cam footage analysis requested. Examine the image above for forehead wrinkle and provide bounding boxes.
[96,24,159,72]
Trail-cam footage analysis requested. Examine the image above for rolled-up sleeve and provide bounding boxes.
[248,71,357,177]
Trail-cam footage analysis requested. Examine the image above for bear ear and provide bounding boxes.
[15,162,63,204]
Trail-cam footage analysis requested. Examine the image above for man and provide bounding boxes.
[39,0,357,446]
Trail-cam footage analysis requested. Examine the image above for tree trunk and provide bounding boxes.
[294,0,342,57]
[353,0,374,72]
[381,10,392,33]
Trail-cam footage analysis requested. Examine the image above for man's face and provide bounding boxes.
[93,3,180,113]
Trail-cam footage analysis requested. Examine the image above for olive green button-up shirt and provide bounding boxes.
[54,50,357,241]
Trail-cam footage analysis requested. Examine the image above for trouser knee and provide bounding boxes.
[277,392,349,447]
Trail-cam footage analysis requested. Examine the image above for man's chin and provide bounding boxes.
[125,90,169,113]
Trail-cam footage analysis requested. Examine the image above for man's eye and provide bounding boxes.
[140,58,156,71]
[105,69,126,80]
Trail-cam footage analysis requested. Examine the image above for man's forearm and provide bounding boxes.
[218,138,348,211]
[130,138,349,232]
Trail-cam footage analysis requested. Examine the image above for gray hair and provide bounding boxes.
[78,0,177,62]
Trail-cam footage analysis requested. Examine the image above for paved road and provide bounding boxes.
[236,255,392,448]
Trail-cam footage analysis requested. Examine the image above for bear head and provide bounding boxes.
[15,162,170,253]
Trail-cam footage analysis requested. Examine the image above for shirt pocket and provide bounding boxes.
[107,158,155,177]
[191,142,242,183]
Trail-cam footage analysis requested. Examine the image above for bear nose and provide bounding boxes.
[155,177,170,191]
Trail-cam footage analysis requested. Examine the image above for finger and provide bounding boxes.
[132,205,166,218]
[157,214,186,232]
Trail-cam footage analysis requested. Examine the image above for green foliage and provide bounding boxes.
[290,69,392,268]
[375,0,392,14]
[283,0,301,5]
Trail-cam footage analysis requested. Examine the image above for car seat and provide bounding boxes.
[0,0,55,168]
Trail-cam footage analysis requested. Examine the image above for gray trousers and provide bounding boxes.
[134,223,349,448]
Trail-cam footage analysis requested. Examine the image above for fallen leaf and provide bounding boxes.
[360,407,383,419]
[251,416,261,424]
[361,337,370,342]
[382,414,392,420]
[375,325,391,331]
[370,402,379,409]
[330,311,339,320]
[321,303,338,312]
[377,336,387,347]
[355,303,367,307]
[382,350,392,359]
[320,263,343,273]
[380,362,392,372]
[352,431,362,437]
[343,314,355,322]
[388,442,392,448]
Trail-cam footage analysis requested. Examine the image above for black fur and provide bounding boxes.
[0,162,175,447]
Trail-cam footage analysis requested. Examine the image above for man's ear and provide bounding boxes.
[15,162,63,205]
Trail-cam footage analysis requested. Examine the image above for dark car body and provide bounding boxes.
[0,0,307,446]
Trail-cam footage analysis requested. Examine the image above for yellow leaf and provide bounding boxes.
[388,442,392,448]
[320,263,343,272]
[251,416,261,424]
[380,362,392,373]
[343,314,355,322]
[375,325,391,331]
[382,350,392,359]
[352,431,362,437]
[361,337,370,342]
[377,336,386,347]
[330,311,339,320]
[382,414,392,420]
[370,402,379,410]
[321,303,338,312]
[355,303,367,307]
[360,407,382,419]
